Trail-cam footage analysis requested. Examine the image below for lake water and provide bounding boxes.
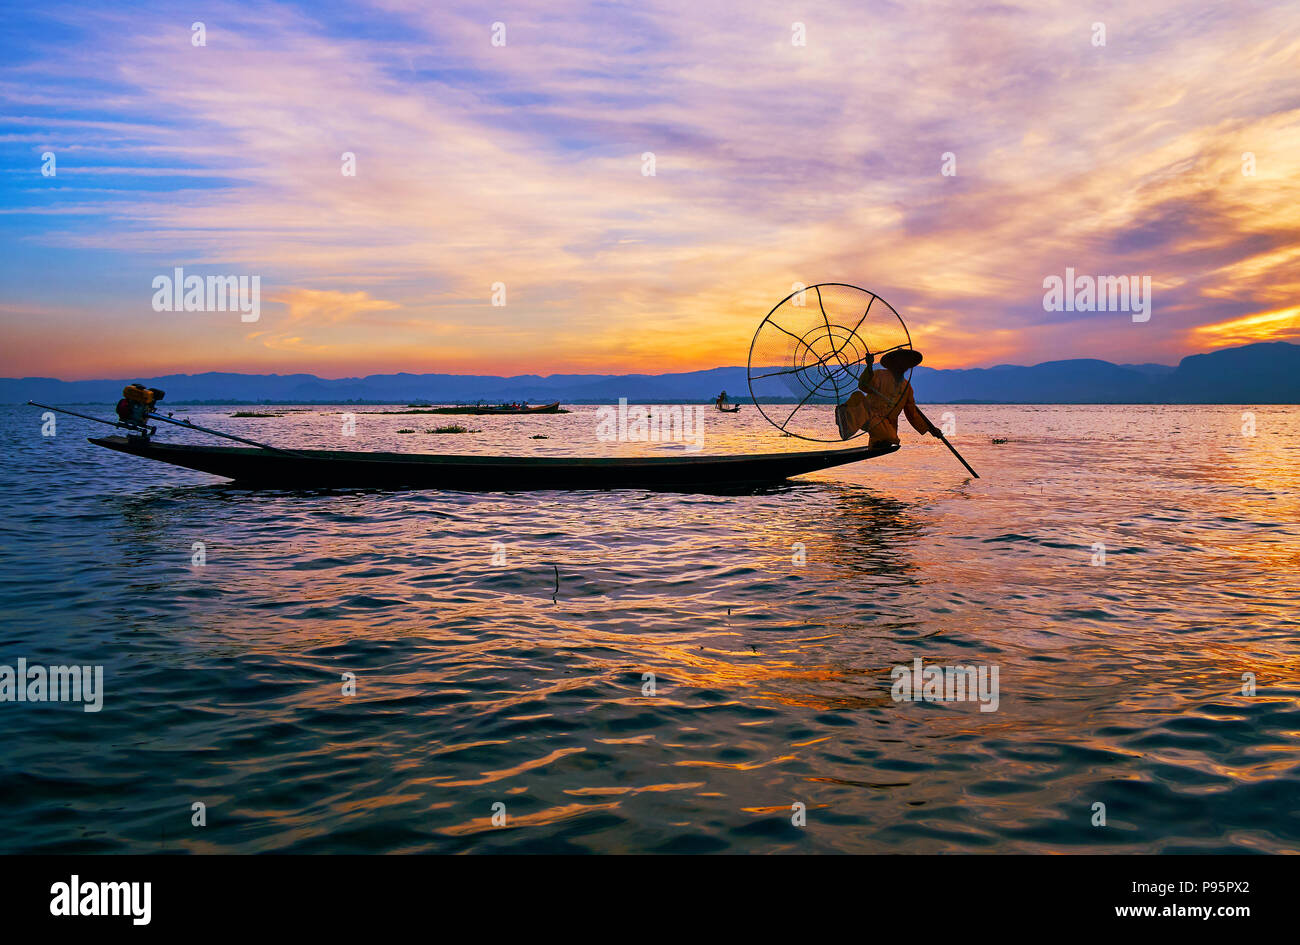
[1,402,1296,853]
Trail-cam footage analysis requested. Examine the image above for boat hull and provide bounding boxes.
[393,401,564,415]
[88,436,896,490]
[471,401,562,415]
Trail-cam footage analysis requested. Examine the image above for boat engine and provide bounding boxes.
[115,383,165,429]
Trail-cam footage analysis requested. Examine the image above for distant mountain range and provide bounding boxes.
[5,341,1298,405]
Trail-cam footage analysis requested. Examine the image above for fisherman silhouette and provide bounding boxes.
[835,349,940,446]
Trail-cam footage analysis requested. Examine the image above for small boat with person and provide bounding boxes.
[397,401,564,415]
[471,400,562,415]
[714,390,741,413]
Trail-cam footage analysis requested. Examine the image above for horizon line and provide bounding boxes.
[9,338,1298,384]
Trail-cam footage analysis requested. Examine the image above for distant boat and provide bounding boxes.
[414,401,564,415]
[716,403,741,413]
[470,401,562,415]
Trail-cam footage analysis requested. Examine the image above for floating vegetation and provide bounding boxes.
[991,437,1008,444]
[531,434,549,439]
[396,428,416,434]
[231,411,283,418]
[429,424,477,434]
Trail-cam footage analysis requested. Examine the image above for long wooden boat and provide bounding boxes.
[470,401,562,415]
[388,401,564,415]
[88,435,896,490]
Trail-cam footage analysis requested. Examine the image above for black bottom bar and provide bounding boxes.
[5,854,1281,932]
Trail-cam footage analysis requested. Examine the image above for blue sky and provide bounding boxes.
[2,0,1298,379]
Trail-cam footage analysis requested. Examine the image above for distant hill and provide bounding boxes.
[911,358,1162,404]
[1162,342,1300,403]
[5,341,1298,405]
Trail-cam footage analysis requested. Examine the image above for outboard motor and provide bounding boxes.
[115,383,165,430]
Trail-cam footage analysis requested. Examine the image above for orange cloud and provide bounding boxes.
[1190,306,1300,347]
[244,289,402,354]
[274,288,400,324]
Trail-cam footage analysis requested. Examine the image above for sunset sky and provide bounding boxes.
[2,0,1298,380]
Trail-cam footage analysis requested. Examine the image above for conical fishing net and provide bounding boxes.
[747,283,913,441]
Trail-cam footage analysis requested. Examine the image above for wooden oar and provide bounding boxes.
[932,430,980,478]
[29,401,305,457]
[29,400,145,433]
[146,412,307,456]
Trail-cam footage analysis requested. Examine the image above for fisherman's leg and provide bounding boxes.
[836,391,868,440]
[866,416,901,449]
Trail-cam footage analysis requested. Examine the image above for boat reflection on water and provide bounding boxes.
[824,487,927,580]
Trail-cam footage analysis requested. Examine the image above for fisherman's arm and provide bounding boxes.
[903,387,941,436]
